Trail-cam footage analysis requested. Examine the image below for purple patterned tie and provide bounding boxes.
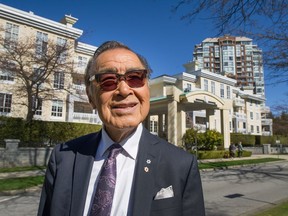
[90,143,123,216]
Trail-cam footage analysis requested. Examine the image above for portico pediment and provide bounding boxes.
[180,90,225,109]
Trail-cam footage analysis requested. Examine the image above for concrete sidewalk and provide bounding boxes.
[0,154,287,195]
[0,154,287,180]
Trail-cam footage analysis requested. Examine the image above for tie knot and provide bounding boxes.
[108,143,123,159]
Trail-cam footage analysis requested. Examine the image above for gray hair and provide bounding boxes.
[84,40,152,89]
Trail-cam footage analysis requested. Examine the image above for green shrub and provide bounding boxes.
[190,150,252,159]
[0,116,102,147]
[183,128,223,151]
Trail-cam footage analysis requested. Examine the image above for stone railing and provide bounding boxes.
[0,139,53,168]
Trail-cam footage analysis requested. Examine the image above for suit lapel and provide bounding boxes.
[130,128,160,216]
[70,132,101,216]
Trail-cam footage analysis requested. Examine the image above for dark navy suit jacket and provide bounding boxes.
[38,127,205,216]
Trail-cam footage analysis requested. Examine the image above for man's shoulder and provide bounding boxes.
[54,131,101,152]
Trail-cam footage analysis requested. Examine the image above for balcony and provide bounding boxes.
[73,112,102,124]
[262,131,272,136]
[233,112,247,120]
[233,98,245,107]
[71,84,86,95]
[262,118,273,125]
[261,106,270,113]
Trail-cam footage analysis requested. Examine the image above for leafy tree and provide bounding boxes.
[273,111,288,136]
[0,26,75,122]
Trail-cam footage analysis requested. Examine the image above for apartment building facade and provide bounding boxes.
[147,62,272,148]
[193,35,265,96]
[0,3,101,125]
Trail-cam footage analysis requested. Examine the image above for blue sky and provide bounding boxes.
[1,0,287,112]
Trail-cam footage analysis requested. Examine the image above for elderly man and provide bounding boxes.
[38,41,205,216]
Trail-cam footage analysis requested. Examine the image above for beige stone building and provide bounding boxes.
[146,62,272,148]
[0,3,101,125]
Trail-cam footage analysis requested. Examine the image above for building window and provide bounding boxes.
[226,86,231,99]
[243,122,246,129]
[36,31,48,57]
[5,22,19,46]
[33,68,45,87]
[257,126,260,133]
[0,93,12,113]
[220,84,224,98]
[54,71,65,89]
[78,56,88,68]
[51,100,63,117]
[32,96,42,116]
[251,125,254,133]
[0,70,14,82]
[211,81,215,94]
[204,79,208,91]
[56,37,67,62]
[185,83,192,92]
[250,112,253,120]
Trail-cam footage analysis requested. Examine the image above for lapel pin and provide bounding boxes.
[146,159,151,164]
[144,166,149,172]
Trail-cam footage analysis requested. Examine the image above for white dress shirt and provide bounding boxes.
[83,124,142,216]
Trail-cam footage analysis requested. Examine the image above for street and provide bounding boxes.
[202,160,288,215]
[0,160,287,216]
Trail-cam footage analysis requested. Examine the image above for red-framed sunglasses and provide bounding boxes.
[89,69,148,91]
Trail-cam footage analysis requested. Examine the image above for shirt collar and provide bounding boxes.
[98,124,143,160]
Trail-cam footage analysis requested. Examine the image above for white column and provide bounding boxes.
[177,110,186,147]
[168,100,178,145]
[221,109,231,149]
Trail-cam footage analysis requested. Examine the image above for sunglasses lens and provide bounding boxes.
[96,70,147,91]
[126,71,146,88]
[98,74,118,91]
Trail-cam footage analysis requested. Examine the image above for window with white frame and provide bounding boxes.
[251,125,254,133]
[53,71,65,89]
[33,68,45,87]
[36,31,48,57]
[150,120,158,134]
[220,84,224,98]
[56,37,67,62]
[211,81,215,94]
[5,22,19,46]
[226,86,231,99]
[78,56,88,68]
[204,79,208,91]
[32,96,42,116]
[0,70,14,82]
[51,100,63,117]
[0,93,12,113]
[250,112,253,120]
[257,126,260,133]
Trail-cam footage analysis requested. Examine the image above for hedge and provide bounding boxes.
[190,150,252,160]
[230,133,288,146]
[0,116,102,147]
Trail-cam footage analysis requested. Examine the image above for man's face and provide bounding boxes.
[89,48,150,132]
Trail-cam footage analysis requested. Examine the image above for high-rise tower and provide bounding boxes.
[193,35,264,96]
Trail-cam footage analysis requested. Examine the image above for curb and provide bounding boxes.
[0,185,42,196]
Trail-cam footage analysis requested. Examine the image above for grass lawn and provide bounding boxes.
[0,157,285,192]
[0,166,46,173]
[0,176,44,191]
[252,200,288,216]
[198,158,284,170]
